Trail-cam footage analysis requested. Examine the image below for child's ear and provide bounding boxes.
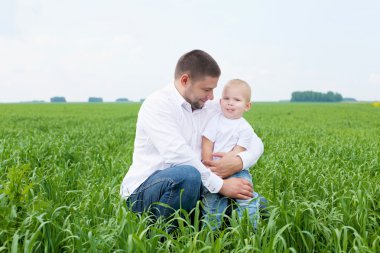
[245,101,252,111]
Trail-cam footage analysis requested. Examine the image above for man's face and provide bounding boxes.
[183,76,218,110]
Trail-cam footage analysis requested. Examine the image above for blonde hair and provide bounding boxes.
[223,79,251,102]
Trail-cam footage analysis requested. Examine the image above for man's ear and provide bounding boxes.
[245,101,252,111]
[180,74,190,87]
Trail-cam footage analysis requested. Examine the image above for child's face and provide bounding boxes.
[220,86,251,119]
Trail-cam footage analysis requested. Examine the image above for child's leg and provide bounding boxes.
[229,170,260,228]
[201,187,228,230]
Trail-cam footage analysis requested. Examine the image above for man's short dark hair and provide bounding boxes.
[174,50,221,81]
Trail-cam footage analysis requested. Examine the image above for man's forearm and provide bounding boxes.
[238,136,264,169]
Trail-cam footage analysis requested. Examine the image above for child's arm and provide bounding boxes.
[231,145,246,154]
[202,136,214,165]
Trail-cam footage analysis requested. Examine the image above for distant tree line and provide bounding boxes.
[342,98,357,102]
[116,98,129,102]
[48,97,141,103]
[50,97,66,103]
[88,97,103,103]
[291,91,343,102]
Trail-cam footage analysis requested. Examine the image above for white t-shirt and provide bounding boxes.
[202,113,254,158]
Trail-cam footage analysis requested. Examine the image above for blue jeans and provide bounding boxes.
[126,165,202,219]
[202,170,262,229]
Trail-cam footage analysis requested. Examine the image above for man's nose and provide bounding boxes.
[207,91,214,100]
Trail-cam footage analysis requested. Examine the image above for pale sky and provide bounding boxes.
[1,0,379,102]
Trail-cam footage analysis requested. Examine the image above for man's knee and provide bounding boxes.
[172,165,202,201]
[163,165,202,212]
[178,165,202,188]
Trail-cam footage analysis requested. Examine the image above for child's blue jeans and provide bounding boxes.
[202,170,261,230]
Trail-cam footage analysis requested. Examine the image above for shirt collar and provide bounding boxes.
[169,83,192,112]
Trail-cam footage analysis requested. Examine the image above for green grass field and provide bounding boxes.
[0,102,379,252]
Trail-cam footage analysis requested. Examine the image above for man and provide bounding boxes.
[120,50,264,219]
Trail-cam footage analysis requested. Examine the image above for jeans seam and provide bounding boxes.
[162,182,175,217]
[130,178,176,217]
[133,178,174,195]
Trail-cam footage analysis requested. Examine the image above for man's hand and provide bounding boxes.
[203,152,243,178]
[219,178,254,199]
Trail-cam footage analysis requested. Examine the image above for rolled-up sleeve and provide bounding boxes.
[238,131,264,169]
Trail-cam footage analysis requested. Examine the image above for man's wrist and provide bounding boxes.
[205,172,223,193]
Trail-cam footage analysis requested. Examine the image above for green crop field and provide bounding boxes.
[0,102,379,252]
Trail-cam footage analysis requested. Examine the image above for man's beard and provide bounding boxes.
[184,96,205,111]
[190,101,204,110]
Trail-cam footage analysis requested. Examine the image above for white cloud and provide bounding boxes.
[369,73,380,84]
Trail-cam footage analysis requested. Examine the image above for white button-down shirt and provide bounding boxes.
[120,84,264,199]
